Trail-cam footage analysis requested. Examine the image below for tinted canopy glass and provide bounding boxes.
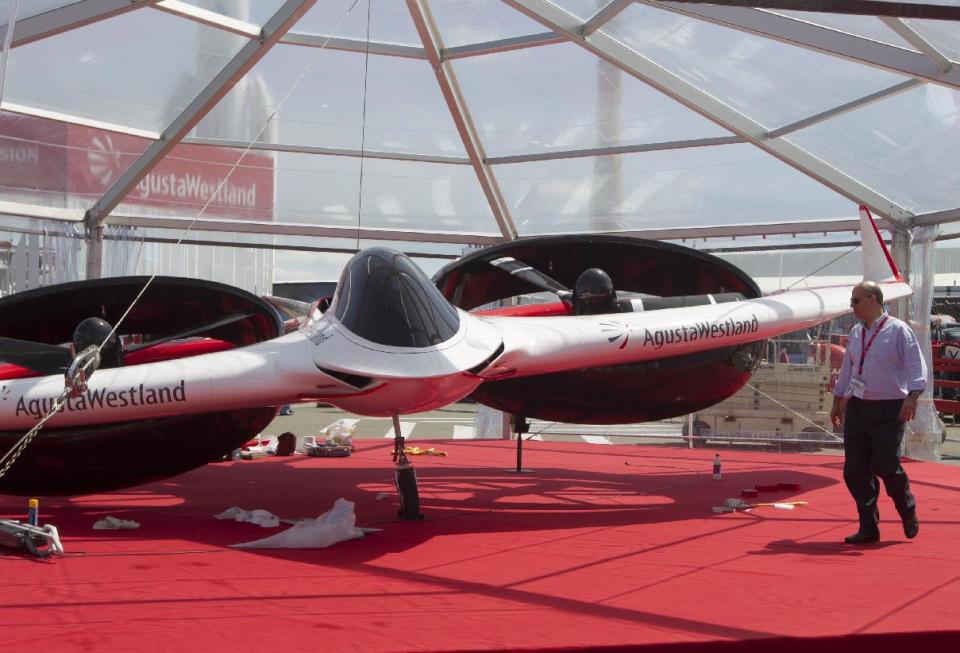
[334,247,460,347]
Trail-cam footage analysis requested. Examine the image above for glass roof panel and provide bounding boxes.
[176,0,286,26]
[453,42,730,157]
[603,4,909,130]
[275,153,497,233]
[0,0,78,22]
[107,227,461,289]
[293,0,422,46]
[5,10,248,134]
[906,19,960,62]
[494,143,852,234]
[113,146,498,235]
[0,110,150,212]
[431,0,550,47]
[768,11,918,50]
[193,45,466,156]
[786,84,960,215]
[546,1,608,22]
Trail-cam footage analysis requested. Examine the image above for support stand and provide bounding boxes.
[392,414,423,520]
[504,415,535,473]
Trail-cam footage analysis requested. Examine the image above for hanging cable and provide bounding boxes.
[784,244,859,291]
[355,0,373,254]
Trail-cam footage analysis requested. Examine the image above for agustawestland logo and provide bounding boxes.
[86,133,124,186]
[0,385,9,401]
[13,381,187,420]
[643,314,760,350]
[599,321,629,349]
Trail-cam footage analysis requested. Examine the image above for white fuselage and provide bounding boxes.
[0,280,911,431]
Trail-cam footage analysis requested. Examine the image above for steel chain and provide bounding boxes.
[0,387,71,481]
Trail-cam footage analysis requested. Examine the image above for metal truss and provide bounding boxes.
[81,0,318,277]
[3,0,157,48]
[407,0,518,240]
[647,1,960,90]
[504,0,912,224]
[103,213,503,246]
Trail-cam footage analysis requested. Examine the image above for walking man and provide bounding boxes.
[830,281,927,544]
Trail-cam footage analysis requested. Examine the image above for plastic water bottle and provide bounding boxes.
[712,454,722,481]
[27,498,38,526]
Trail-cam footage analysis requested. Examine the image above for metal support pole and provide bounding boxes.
[890,225,913,319]
[392,413,422,520]
[85,224,103,280]
[504,415,535,473]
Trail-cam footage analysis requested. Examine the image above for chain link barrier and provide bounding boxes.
[0,346,100,482]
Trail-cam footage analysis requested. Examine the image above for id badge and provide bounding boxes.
[848,377,866,399]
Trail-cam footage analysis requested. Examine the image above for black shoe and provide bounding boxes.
[844,531,880,544]
[902,514,919,539]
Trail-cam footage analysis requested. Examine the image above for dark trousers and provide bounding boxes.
[843,397,916,533]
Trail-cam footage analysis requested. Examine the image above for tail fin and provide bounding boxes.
[859,204,902,283]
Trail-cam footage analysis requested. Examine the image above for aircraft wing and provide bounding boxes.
[476,280,908,381]
[475,203,909,381]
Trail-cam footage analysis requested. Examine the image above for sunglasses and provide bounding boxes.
[850,296,870,306]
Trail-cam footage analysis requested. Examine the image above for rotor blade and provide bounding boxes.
[125,312,256,353]
[486,256,572,301]
[0,337,72,375]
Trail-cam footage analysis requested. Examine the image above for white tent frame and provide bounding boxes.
[1,0,959,278]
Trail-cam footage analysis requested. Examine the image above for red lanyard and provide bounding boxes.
[857,316,888,376]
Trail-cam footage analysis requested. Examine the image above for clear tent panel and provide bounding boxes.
[602,3,911,130]
[545,1,609,22]
[0,110,150,212]
[430,0,552,47]
[275,153,499,233]
[716,245,865,294]
[905,18,960,63]
[494,143,853,235]
[786,83,960,215]
[0,0,79,22]
[192,44,467,157]
[111,144,499,235]
[4,8,248,134]
[667,230,868,254]
[100,224,464,285]
[176,0,287,27]
[293,0,422,46]
[452,41,730,157]
[0,216,86,295]
[766,10,919,50]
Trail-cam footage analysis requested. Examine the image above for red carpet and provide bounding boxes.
[2,440,959,652]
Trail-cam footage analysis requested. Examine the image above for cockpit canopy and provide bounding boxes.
[333,247,461,348]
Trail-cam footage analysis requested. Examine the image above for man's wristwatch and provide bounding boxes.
[906,390,921,400]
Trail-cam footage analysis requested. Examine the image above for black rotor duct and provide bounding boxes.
[573,268,617,315]
[73,317,124,369]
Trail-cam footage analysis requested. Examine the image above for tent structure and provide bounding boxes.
[0,0,959,288]
[0,0,956,460]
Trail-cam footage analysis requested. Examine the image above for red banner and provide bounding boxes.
[66,125,275,221]
[0,112,275,221]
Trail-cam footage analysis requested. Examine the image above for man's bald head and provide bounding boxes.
[854,280,884,305]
